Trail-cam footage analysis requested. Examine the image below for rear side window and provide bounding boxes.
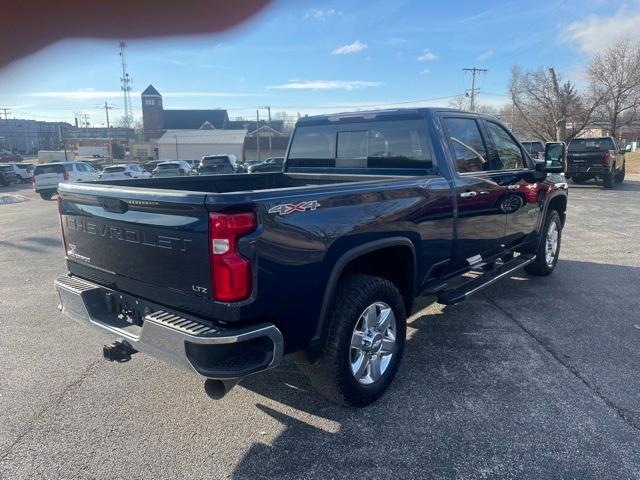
[288,120,434,172]
[443,118,489,173]
[103,166,125,173]
[569,138,615,151]
[522,141,544,154]
[0,165,13,173]
[34,164,65,175]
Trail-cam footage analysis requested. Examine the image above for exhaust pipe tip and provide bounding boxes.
[203,379,239,400]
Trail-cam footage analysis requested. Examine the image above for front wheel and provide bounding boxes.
[305,274,406,407]
[525,210,562,276]
[39,192,53,201]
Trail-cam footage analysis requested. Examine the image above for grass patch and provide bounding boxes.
[625,152,640,174]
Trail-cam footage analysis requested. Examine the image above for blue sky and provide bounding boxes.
[0,0,638,125]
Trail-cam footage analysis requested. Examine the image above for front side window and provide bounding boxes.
[443,118,489,173]
[485,122,526,170]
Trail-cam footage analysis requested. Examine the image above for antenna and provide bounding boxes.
[118,40,133,129]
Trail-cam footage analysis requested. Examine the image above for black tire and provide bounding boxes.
[39,192,53,201]
[571,175,589,184]
[305,274,407,407]
[615,164,625,184]
[525,210,562,276]
[603,170,614,189]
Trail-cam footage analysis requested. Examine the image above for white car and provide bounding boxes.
[152,160,195,177]
[7,163,35,183]
[33,161,100,200]
[99,164,151,181]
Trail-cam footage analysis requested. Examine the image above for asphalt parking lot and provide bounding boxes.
[1,177,640,479]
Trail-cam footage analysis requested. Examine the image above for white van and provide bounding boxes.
[33,162,100,200]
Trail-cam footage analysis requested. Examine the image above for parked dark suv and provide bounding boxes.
[567,137,626,188]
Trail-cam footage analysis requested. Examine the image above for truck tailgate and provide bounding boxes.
[58,183,212,304]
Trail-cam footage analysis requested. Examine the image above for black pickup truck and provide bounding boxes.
[54,108,567,406]
[566,136,626,188]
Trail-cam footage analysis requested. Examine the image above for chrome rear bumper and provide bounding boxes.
[54,275,283,380]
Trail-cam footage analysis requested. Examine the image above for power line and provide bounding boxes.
[463,67,488,111]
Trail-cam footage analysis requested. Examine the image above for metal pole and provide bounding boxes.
[175,134,179,160]
[105,101,112,160]
[267,106,272,156]
[256,109,260,163]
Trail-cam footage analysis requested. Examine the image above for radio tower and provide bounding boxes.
[118,40,133,129]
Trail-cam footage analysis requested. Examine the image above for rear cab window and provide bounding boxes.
[287,117,436,174]
[569,138,615,151]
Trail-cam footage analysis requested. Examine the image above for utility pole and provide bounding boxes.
[0,107,10,120]
[101,101,116,159]
[463,67,488,112]
[262,106,272,156]
[174,134,179,160]
[256,109,260,162]
[79,113,90,128]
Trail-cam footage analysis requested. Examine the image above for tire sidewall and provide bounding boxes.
[541,211,562,273]
[332,277,406,403]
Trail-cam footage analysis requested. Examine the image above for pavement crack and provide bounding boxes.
[0,359,102,463]
[481,292,640,433]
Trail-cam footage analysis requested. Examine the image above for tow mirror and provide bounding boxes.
[541,142,566,174]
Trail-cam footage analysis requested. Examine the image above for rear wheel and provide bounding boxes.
[603,169,614,189]
[525,210,562,276]
[615,164,625,184]
[571,174,589,184]
[305,274,406,407]
[39,192,53,201]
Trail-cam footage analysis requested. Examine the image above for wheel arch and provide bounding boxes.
[308,237,417,359]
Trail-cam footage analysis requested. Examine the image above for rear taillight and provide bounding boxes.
[209,212,257,302]
[603,151,612,166]
[57,195,67,254]
[124,171,132,177]
[63,169,69,181]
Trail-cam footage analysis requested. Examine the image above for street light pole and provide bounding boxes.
[174,134,179,160]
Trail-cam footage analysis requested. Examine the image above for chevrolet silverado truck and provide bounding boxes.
[54,108,568,407]
[566,136,626,188]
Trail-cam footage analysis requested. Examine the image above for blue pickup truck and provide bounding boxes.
[54,108,568,406]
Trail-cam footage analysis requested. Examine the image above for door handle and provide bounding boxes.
[460,191,477,198]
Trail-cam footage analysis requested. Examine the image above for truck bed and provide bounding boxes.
[93,172,399,195]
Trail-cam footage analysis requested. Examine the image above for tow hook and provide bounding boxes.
[203,379,240,400]
[103,341,137,362]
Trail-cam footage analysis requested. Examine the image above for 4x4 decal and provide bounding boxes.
[268,200,320,215]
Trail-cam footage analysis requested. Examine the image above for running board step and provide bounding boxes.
[437,254,536,305]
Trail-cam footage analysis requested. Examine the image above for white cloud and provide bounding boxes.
[562,10,640,53]
[332,40,368,55]
[305,8,342,21]
[417,49,438,61]
[419,69,430,75]
[269,80,382,90]
[478,48,494,60]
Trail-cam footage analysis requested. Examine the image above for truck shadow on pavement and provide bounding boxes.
[232,259,640,479]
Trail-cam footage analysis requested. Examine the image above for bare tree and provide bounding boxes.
[587,36,640,137]
[509,65,599,142]
[447,94,498,116]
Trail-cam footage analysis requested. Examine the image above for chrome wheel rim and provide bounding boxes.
[545,221,559,267]
[349,302,396,385]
